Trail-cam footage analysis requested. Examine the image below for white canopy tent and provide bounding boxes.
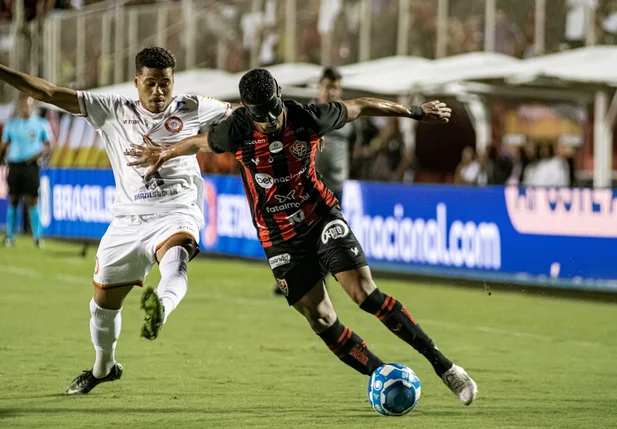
[407,46,617,188]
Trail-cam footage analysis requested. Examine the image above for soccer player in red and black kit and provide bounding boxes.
[126,69,478,405]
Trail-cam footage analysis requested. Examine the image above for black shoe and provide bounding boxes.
[65,363,123,395]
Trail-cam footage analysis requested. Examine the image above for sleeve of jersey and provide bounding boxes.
[41,119,53,142]
[207,118,238,154]
[304,101,348,136]
[198,96,233,127]
[76,91,121,130]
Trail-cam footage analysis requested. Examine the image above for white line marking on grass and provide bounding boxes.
[2,264,613,350]
[0,265,90,285]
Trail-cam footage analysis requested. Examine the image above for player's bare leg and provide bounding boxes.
[141,233,197,340]
[336,266,478,405]
[293,279,385,375]
[65,285,131,394]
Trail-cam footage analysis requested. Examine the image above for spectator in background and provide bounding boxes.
[370,118,409,182]
[486,144,514,185]
[314,67,356,204]
[349,117,379,180]
[0,93,53,248]
[522,143,570,187]
[454,146,484,185]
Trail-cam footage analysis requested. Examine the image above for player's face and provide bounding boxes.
[254,110,285,134]
[134,67,174,113]
[318,78,342,103]
[16,96,34,118]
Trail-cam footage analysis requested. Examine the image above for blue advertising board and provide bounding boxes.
[2,168,614,292]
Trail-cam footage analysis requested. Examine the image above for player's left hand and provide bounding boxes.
[124,135,170,181]
[420,100,452,124]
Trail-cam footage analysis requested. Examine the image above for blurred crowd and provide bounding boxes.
[0,0,607,187]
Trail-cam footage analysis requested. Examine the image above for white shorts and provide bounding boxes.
[93,213,201,289]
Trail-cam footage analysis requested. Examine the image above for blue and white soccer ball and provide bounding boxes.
[367,363,421,416]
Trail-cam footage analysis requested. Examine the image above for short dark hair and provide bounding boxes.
[135,47,176,73]
[239,68,277,104]
[321,66,342,82]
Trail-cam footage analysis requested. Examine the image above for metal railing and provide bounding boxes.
[0,0,611,90]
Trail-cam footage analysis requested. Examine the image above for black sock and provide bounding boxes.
[360,289,453,377]
[318,319,384,376]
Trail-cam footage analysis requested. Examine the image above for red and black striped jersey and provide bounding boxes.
[208,100,348,247]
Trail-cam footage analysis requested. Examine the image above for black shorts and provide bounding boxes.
[8,162,40,197]
[263,206,368,305]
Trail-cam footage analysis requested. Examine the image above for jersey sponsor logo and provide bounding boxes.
[290,140,308,160]
[255,173,274,189]
[269,253,291,269]
[321,219,350,244]
[244,138,267,145]
[164,116,184,133]
[284,127,304,137]
[276,278,289,296]
[251,157,273,165]
[123,119,139,124]
[254,166,308,189]
[269,141,283,153]
[274,190,296,203]
[287,209,305,225]
[266,193,310,214]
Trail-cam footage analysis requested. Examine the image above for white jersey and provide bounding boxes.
[76,92,232,227]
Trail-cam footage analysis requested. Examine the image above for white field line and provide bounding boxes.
[1,264,613,350]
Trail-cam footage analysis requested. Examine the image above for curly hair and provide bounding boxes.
[135,47,176,73]
[239,69,277,104]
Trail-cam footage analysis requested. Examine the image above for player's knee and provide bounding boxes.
[93,286,132,310]
[306,309,337,333]
[339,269,377,306]
[297,302,337,333]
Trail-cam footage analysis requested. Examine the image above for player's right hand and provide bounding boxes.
[124,135,170,181]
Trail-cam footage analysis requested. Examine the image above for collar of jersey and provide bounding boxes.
[137,97,177,118]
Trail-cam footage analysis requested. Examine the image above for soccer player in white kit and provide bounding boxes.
[0,47,232,394]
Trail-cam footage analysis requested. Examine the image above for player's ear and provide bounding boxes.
[133,74,139,89]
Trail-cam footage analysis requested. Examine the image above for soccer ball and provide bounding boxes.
[367,363,421,416]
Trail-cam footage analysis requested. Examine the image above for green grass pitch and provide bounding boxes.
[1,238,616,428]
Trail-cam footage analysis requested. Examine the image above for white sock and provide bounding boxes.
[157,246,190,324]
[89,298,122,379]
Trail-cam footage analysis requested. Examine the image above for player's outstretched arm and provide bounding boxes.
[0,64,79,114]
[125,134,211,180]
[343,98,451,124]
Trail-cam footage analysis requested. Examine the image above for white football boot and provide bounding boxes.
[442,364,478,405]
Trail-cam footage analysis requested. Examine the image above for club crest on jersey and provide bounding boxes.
[321,219,350,244]
[290,140,308,160]
[164,116,184,133]
[276,278,289,296]
[269,141,283,154]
